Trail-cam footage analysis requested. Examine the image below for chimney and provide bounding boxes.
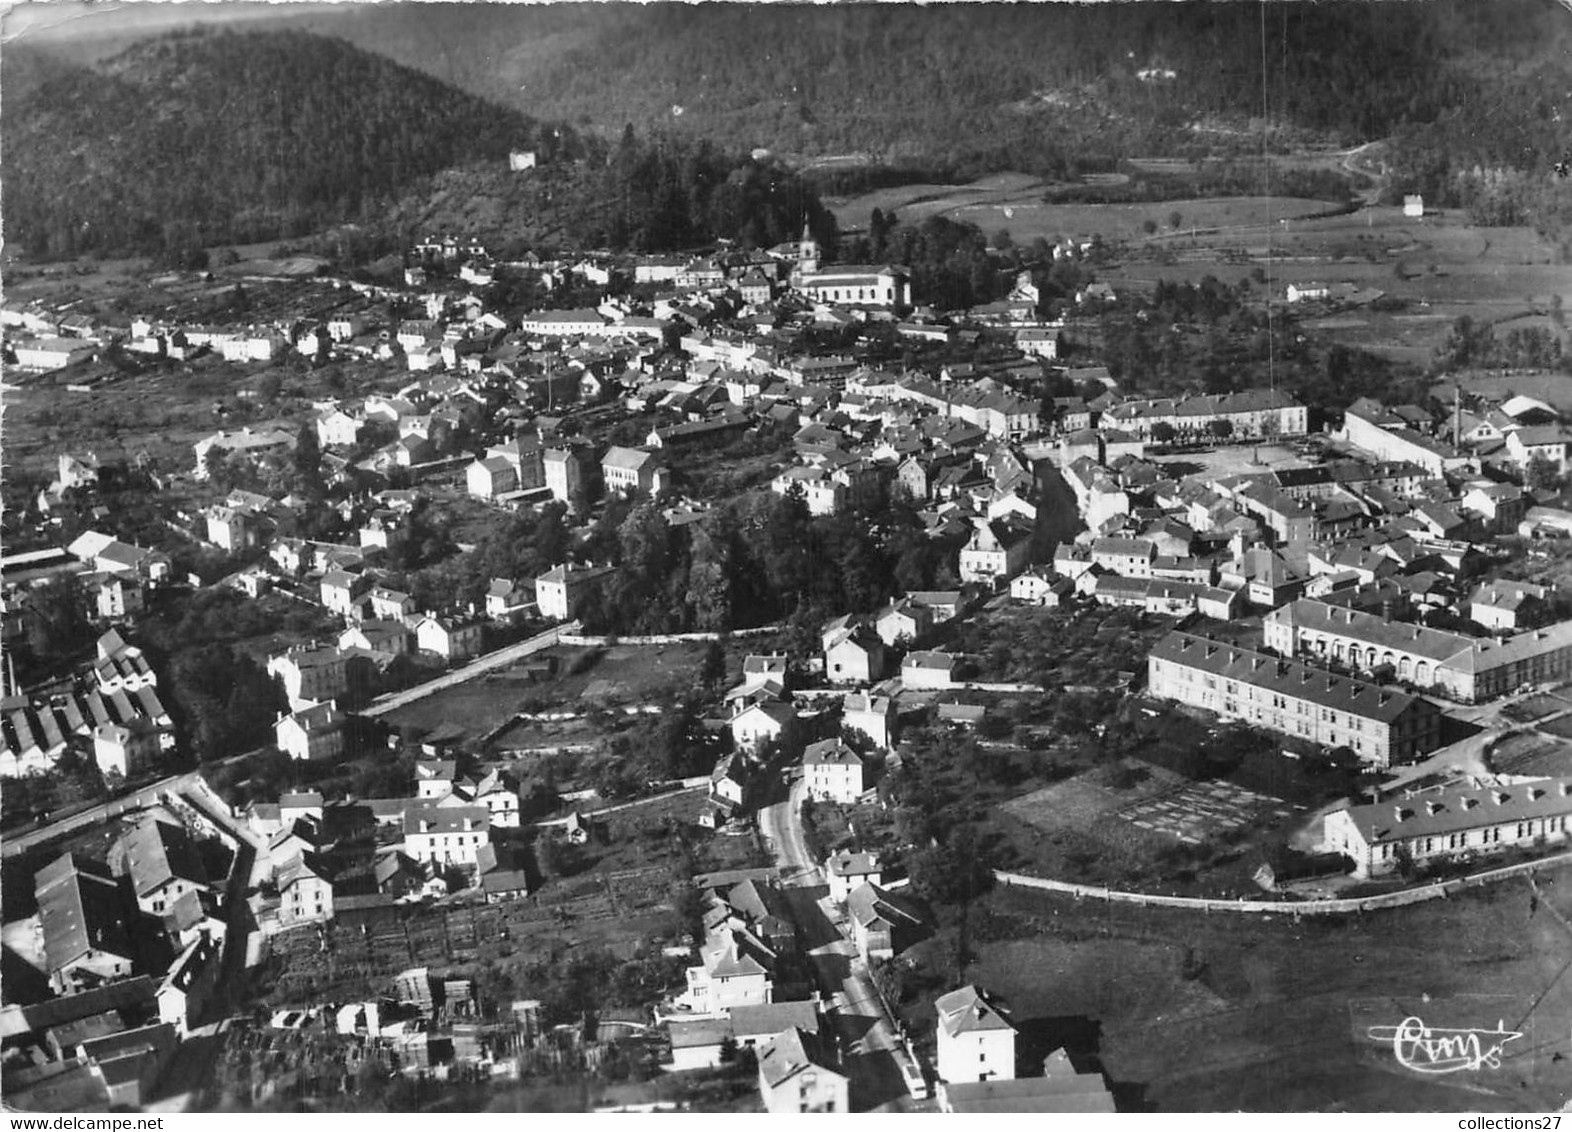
[1394,806,1409,822]
[1492,790,1510,805]
[1560,782,1572,797]
[1426,800,1442,815]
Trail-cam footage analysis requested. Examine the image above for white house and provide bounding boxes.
[275,701,347,762]
[824,626,887,684]
[902,650,961,690]
[842,692,896,751]
[825,849,882,904]
[958,518,1033,586]
[403,805,491,869]
[801,739,865,804]
[731,700,797,751]
[935,985,1017,1084]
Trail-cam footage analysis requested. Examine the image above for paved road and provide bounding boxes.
[759,775,929,1108]
[759,777,815,883]
[360,622,576,718]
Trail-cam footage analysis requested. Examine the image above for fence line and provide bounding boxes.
[995,850,1572,916]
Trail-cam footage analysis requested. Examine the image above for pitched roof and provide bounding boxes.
[111,818,208,898]
[802,739,862,768]
[936,985,1015,1036]
[758,1026,843,1089]
[1338,777,1572,846]
[1150,631,1429,725]
[36,854,133,974]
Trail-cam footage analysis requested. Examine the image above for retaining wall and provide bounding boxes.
[995,849,1572,915]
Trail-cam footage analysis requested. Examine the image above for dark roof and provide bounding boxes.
[36,854,134,974]
[1339,777,1572,845]
[1150,630,1430,724]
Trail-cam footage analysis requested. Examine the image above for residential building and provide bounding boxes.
[842,692,897,750]
[108,817,210,917]
[757,1027,849,1114]
[731,699,797,751]
[267,647,349,710]
[1264,598,1572,704]
[1470,581,1553,632]
[801,739,865,804]
[959,518,1034,585]
[846,882,927,963]
[825,849,882,904]
[1147,630,1442,769]
[902,650,962,690]
[874,599,932,648]
[277,852,334,928]
[92,720,160,779]
[535,562,616,621]
[824,626,887,684]
[1325,777,1572,879]
[274,700,348,762]
[192,427,295,479]
[413,612,484,662]
[601,446,667,496]
[935,985,1017,1084]
[403,805,491,869]
[679,926,776,1015]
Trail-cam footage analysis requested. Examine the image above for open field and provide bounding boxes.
[824,172,1342,244]
[382,635,784,746]
[1101,204,1569,364]
[950,876,1572,1111]
[382,641,710,740]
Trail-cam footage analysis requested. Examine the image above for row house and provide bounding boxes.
[1326,777,1572,879]
[1265,598,1572,703]
[1148,630,1442,769]
[1101,388,1308,442]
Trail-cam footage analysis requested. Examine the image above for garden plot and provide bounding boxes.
[1118,780,1291,845]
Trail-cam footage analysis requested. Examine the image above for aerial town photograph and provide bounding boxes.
[0,0,1570,1116]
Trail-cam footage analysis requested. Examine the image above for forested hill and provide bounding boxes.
[302,0,1567,178]
[1,28,580,261]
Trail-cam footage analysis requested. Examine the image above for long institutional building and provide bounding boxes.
[1147,630,1443,769]
[1326,777,1572,878]
[1263,599,1572,704]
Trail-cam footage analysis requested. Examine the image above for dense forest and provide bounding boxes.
[295,0,1567,179]
[379,127,839,258]
[10,2,1568,260]
[2,27,839,262]
[1,29,576,261]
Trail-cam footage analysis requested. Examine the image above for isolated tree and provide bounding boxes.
[1151,421,1177,444]
[1207,418,1235,440]
[1142,218,1158,236]
[1169,210,1183,231]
